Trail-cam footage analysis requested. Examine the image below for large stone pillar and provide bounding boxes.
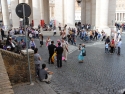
[43,0,49,24]
[108,0,116,27]
[86,0,91,24]
[32,0,41,28]
[29,0,33,24]
[64,0,75,26]
[11,0,19,28]
[122,13,123,21]
[1,0,10,31]
[40,0,44,21]
[19,0,25,3]
[115,13,117,21]
[91,0,96,29]
[100,0,109,28]
[118,13,120,21]
[95,0,101,28]
[25,0,29,4]
[55,0,63,27]
[81,0,86,24]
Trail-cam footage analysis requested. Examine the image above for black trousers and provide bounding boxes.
[102,36,106,41]
[94,35,98,40]
[57,54,62,68]
[48,53,53,64]
[35,64,40,76]
[59,27,61,31]
[110,47,114,53]
[118,47,120,55]
[1,35,4,40]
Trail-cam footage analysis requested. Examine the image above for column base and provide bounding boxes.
[97,27,111,36]
[109,26,117,32]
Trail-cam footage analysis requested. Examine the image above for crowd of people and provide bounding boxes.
[0,22,123,84]
[0,27,43,53]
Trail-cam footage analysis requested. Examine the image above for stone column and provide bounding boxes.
[123,13,125,21]
[108,0,116,27]
[115,13,117,21]
[81,0,86,24]
[100,0,109,28]
[54,0,63,27]
[11,0,19,28]
[49,7,52,20]
[86,0,91,24]
[91,0,96,29]
[122,13,123,21]
[1,0,10,31]
[95,0,101,28]
[64,0,75,26]
[40,0,44,21]
[119,13,120,21]
[32,0,41,28]
[25,0,29,4]
[19,0,25,3]
[120,13,121,21]
[29,0,33,24]
[43,0,50,24]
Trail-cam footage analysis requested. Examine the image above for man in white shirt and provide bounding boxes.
[10,29,14,37]
[117,34,121,42]
[117,29,120,38]
[117,38,122,55]
[35,29,38,38]
[20,29,23,34]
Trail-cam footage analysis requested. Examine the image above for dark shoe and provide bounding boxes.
[79,61,83,63]
[64,60,67,62]
[46,81,51,84]
[51,62,54,64]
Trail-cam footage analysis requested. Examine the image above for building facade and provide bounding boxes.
[115,0,125,23]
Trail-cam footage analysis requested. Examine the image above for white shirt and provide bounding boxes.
[118,30,120,34]
[11,42,15,48]
[117,41,122,48]
[35,30,38,34]
[20,29,23,34]
[105,44,108,48]
[10,30,14,36]
[118,34,121,39]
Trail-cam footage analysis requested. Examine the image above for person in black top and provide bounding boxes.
[0,29,5,40]
[48,41,56,64]
[55,42,63,68]
[94,30,98,40]
[105,36,110,44]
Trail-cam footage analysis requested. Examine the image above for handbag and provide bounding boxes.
[82,50,86,56]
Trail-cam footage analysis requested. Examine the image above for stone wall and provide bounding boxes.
[0,49,35,85]
[0,53,14,94]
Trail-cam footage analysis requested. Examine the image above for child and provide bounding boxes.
[105,42,109,53]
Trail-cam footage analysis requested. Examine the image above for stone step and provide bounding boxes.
[40,31,60,36]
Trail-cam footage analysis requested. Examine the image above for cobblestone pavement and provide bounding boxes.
[13,81,56,94]
[33,33,125,94]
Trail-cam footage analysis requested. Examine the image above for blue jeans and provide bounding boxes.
[105,48,109,53]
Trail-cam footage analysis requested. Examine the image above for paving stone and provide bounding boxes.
[14,33,125,94]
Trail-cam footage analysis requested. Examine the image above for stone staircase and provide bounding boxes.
[0,53,14,94]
